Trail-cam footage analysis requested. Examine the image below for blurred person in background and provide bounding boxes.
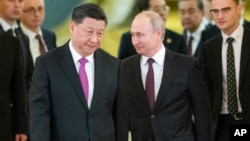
[20,0,57,64]
[0,30,28,141]
[178,0,206,58]
[0,0,33,92]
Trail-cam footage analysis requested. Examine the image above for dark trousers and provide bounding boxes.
[215,114,244,141]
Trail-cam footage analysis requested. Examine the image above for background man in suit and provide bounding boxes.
[0,0,33,92]
[118,0,187,60]
[202,0,250,41]
[200,0,250,140]
[0,30,28,141]
[20,0,57,64]
[178,0,206,57]
[115,11,211,141]
[202,0,214,27]
[29,3,120,141]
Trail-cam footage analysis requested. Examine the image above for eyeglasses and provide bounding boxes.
[23,6,45,14]
[210,7,231,16]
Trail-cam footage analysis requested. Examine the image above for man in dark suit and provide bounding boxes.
[20,0,56,64]
[29,3,120,141]
[118,0,186,60]
[0,0,34,92]
[200,0,250,141]
[115,11,211,141]
[178,0,206,58]
[0,31,28,141]
[202,0,250,41]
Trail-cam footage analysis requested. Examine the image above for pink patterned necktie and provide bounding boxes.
[79,57,89,103]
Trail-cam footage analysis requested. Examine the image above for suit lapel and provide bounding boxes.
[153,49,177,110]
[57,44,89,110]
[214,35,223,86]
[89,49,106,111]
[128,55,150,111]
[239,28,250,91]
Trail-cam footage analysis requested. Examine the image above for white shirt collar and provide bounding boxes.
[221,25,243,45]
[187,22,206,39]
[20,23,42,39]
[141,44,165,67]
[0,18,18,31]
[69,40,94,65]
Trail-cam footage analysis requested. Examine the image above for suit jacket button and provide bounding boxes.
[150,114,155,118]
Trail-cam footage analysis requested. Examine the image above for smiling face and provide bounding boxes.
[130,12,164,57]
[211,0,241,35]
[69,17,106,57]
[0,0,23,25]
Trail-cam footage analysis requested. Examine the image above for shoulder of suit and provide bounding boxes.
[165,28,184,39]
[42,28,56,35]
[95,49,120,62]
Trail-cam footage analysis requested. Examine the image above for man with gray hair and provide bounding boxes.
[115,10,211,141]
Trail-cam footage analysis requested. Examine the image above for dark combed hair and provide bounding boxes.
[71,3,108,25]
[178,0,204,11]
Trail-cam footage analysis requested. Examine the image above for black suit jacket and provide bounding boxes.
[200,27,250,140]
[0,24,33,92]
[115,48,211,141]
[118,29,187,59]
[0,31,28,140]
[29,42,120,141]
[41,28,57,50]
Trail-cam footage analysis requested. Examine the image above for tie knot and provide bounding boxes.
[227,37,234,44]
[7,29,14,35]
[189,36,193,41]
[79,57,88,65]
[147,58,154,65]
[35,34,42,39]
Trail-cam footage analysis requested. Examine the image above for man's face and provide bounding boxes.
[178,0,204,33]
[69,17,106,57]
[148,0,168,22]
[0,0,23,24]
[131,15,162,57]
[20,0,45,31]
[211,0,241,35]
[202,0,213,21]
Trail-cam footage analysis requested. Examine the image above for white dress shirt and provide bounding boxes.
[221,25,243,114]
[0,18,18,36]
[69,40,94,108]
[140,45,165,101]
[186,22,206,56]
[21,23,47,64]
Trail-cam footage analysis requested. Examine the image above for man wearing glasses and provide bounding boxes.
[20,0,57,65]
[200,0,250,141]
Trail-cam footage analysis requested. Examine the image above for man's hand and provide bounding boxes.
[15,134,27,141]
